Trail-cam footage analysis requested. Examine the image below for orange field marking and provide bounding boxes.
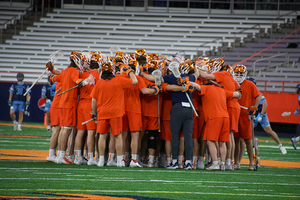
[0,122,46,128]
[0,149,299,169]
[0,134,48,139]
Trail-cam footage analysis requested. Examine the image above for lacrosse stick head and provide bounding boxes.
[208,57,224,74]
[82,74,95,86]
[168,62,181,78]
[49,50,64,64]
[281,112,291,117]
[233,65,247,84]
[171,52,185,63]
[109,46,121,57]
[152,69,162,86]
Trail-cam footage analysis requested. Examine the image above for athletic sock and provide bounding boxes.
[49,149,56,156]
[148,155,154,163]
[213,161,219,165]
[117,155,123,163]
[47,125,51,130]
[221,161,225,166]
[108,153,115,162]
[18,124,21,128]
[167,157,172,165]
[226,159,231,165]
[88,152,94,160]
[59,151,66,159]
[172,159,178,165]
[192,156,197,165]
[131,154,137,160]
[178,155,184,166]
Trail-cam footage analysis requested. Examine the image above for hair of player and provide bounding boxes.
[188,69,195,74]
[90,60,99,69]
[69,59,78,68]
[101,71,115,80]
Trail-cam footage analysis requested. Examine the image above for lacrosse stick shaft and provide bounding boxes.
[56,85,79,97]
[240,105,250,111]
[185,92,199,118]
[23,68,48,96]
[82,118,94,125]
[252,120,258,171]
[158,94,161,132]
[208,80,224,88]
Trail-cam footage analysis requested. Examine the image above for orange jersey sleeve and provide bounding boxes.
[238,80,261,110]
[90,76,132,119]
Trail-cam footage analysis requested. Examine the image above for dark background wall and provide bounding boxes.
[0,82,45,123]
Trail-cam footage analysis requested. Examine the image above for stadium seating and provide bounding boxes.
[0,7,297,84]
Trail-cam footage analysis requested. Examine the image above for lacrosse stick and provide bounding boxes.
[82,118,97,125]
[281,112,293,117]
[56,74,95,96]
[24,50,64,96]
[168,62,199,118]
[109,46,121,57]
[252,119,259,171]
[152,69,162,132]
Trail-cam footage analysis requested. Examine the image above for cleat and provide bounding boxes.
[66,155,75,163]
[206,163,220,171]
[74,157,87,165]
[87,159,98,166]
[257,157,261,167]
[97,160,104,167]
[147,161,154,168]
[233,163,240,170]
[117,160,126,167]
[17,127,22,131]
[279,146,287,154]
[129,160,142,168]
[56,157,74,165]
[225,164,234,171]
[192,164,197,170]
[14,122,18,131]
[291,137,297,150]
[178,163,184,169]
[46,154,56,162]
[219,164,225,171]
[166,162,179,169]
[197,160,205,169]
[248,163,255,171]
[184,163,192,170]
[107,160,117,166]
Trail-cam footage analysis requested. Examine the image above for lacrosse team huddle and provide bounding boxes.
[43,48,285,171]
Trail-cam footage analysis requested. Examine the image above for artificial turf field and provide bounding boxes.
[0,122,299,200]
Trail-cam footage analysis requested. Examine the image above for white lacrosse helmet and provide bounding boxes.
[208,57,224,74]
[195,57,210,73]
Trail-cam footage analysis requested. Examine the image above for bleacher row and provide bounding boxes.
[0,7,299,93]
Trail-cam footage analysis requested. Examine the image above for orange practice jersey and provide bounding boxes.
[78,70,100,100]
[53,67,79,108]
[50,81,62,108]
[90,76,133,119]
[238,79,261,111]
[124,75,147,114]
[199,85,234,121]
[214,71,240,109]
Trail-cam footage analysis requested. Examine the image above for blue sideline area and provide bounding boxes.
[0,82,44,123]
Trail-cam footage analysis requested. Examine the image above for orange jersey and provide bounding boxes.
[161,82,172,121]
[54,67,79,108]
[78,70,100,100]
[90,76,133,119]
[214,71,240,109]
[199,85,234,121]
[140,76,162,117]
[123,75,147,114]
[50,82,62,108]
[238,79,261,111]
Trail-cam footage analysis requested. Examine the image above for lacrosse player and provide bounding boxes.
[291,84,300,149]
[74,52,100,166]
[91,62,138,167]
[8,73,31,131]
[246,77,287,155]
[233,65,261,170]
[198,60,240,170]
[41,75,56,132]
[46,81,61,162]
[46,51,83,164]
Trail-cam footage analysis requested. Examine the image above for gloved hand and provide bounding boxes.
[294,109,299,115]
[255,113,263,123]
[76,79,84,87]
[8,100,12,107]
[177,77,189,86]
[91,111,97,120]
[24,101,30,116]
[249,106,258,115]
[182,83,195,93]
[46,61,54,71]
[150,85,162,95]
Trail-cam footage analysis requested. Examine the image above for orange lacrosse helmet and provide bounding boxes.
[148,53,159,62]
[208,57,224,74]
[233,64,247,83]
[180,61,195,74]
[195,56,210,72]
[221,64,232,73]
[135,49,147,59]
[101,62,114,72]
